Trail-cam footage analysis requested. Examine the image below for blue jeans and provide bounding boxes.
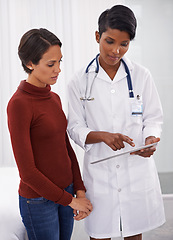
[19,184,74,240]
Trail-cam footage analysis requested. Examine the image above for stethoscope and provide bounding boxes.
[80,54,134,101]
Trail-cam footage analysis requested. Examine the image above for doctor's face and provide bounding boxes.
[96,28,130,70]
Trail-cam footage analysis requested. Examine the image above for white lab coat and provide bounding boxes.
[67,56,165,238]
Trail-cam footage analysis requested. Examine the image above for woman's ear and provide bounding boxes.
[26,61,34,71]
[95,31,100,43]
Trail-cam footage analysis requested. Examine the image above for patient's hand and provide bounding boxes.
[68,190,93,220]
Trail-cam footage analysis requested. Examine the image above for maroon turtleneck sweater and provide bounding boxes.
[7,80,85,206]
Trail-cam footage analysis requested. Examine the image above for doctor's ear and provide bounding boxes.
[95,31,100,43]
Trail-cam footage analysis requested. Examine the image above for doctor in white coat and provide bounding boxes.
[67,5,165,240]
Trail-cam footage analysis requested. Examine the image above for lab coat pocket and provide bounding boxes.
[131,115,143,125]
[93,163,109,195]
[128,155,155,192]
[127,97,143,135]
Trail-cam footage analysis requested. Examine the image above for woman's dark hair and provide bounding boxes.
[18,28,62,74]
[98,5,137,40]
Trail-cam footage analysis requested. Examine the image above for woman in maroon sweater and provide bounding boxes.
[7,28,92,240]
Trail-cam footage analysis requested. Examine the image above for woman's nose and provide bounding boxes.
[113,46,120,54]
[55,64,61,73]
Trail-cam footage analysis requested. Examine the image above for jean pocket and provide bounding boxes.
[26,197,48,204]
[65,183,74,196]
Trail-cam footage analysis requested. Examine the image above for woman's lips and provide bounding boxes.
[108,55,120,61]
[51,76,58,81]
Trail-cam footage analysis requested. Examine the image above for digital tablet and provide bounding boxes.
[91,142,158,164]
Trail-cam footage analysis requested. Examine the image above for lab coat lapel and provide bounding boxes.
[96,57,133,83]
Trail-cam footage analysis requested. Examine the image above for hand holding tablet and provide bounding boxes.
[91,142,158,164]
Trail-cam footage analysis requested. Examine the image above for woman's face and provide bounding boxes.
[96,28,130,70]
[27,45,62,88]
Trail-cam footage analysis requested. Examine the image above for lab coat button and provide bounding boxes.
[118,188,121,192]
[111,89,115,93]
[116,165,120,168]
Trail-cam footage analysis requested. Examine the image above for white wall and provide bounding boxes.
[125,0,173,172]
[0,0,121,166]
[0,0,172,173]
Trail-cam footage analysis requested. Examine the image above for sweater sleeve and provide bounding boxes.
[65,133,86,193]
[7,97,72,206]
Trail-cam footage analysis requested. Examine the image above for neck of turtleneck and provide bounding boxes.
[18,80,51,98]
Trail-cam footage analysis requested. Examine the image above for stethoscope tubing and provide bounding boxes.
[82,54,134,101]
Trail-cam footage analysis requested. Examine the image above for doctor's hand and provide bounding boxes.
[101,132,135,151]
[86,131,135,151]
[130,136,160,158]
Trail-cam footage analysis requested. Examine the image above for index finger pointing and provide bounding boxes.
[123,135,135,147]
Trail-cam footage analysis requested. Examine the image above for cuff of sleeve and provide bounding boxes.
[143,126,162,143]
[55,190,73,206]
[73,180,86,193]
[80,129,94,152]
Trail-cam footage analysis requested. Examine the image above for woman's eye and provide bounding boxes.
[121,42,129,47]
[106,39,114,44]
[48,64,54,67]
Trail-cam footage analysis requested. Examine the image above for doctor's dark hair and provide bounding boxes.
[98,5,137,40]
[18,28,62,74]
